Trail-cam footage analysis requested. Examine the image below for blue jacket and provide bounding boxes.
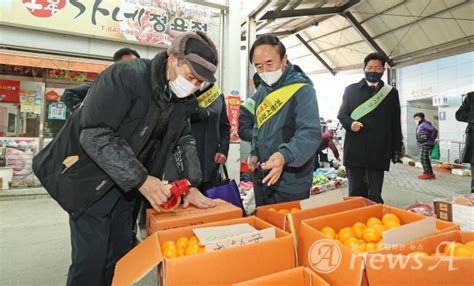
[416,119,438,146]
[251,63,321,193]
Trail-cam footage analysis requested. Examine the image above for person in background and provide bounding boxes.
[61,48,141,111]
[455,91,474,193]
[239,74,261,142]
[338,52,402,204]
[414,112,438,180]
[248,35,321,206]
[314,129,340,170]
[190,83,230,193]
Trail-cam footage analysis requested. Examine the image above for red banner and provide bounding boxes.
[0,80,21,103]
[226,96,241,143]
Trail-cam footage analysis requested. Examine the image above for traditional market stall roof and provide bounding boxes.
[241,0,474,75]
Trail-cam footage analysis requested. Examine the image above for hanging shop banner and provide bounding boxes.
[1,0,216,47]
[48,102,67,120]
[0,80,21,103]
[226,96,241,143]
[48,69,97,82]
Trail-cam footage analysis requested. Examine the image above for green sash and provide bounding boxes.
[351,84,393,121]
[241,97,256,115]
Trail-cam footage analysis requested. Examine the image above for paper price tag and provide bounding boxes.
[204,227,276,252]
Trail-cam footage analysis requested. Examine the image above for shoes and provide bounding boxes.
[417,173,436,180]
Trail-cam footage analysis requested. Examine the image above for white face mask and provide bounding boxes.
[168,60,198,98]
[258,68,283,86]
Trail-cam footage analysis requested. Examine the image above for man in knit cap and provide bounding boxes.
[33,31,219,286]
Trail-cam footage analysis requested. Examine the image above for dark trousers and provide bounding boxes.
[253,171,310,207]
[67,189,136,286]
[346,167,385,204]
[471,164,474,193]
[420,145,433,174]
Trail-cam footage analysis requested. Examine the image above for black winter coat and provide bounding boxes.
[338,79,402,171]
[33,52,202,218]
[62,82,93,111]
[190,84,230,183]
[456,91,474,164]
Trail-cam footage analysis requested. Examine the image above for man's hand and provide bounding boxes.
[261,152,285,186]
[351,121,364,132]
[214,152,227,165]
[248,155,259,172]
[138,176,172,212]
[182,187,217,209]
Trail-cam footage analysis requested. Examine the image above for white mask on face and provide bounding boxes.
[168,60,198,98]
[258,68,283,86]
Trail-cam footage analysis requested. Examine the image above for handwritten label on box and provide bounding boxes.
[204,227,276,252]
[193,223,257,245]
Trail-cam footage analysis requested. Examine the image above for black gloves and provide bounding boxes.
[392,152,403,164]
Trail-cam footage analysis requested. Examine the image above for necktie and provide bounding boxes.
[370,85,377,92]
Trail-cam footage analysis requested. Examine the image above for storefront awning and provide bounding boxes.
[0,49,111,73]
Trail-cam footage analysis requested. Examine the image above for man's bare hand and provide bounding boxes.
[214,152,227,165]
[182,187,217,209]
[248,155,259,172]
[138,176,171,212]
[261,152,285,186]
[351,121,364,132]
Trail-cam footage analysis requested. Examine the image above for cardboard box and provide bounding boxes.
[298,204,460,286]
[434,198,474,231]
[365,231,474,285]
[146,199,242,234]
[256,195,375,236]
[233,267,329,286]
[113,217,296,286]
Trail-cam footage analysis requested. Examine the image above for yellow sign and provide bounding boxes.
[256,83,306,128]
[0,0,214,47]
[197,84,221,108]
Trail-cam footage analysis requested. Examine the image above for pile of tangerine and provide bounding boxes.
[409,240,474,258]
[320,213,402,253]
[161,235,206,259]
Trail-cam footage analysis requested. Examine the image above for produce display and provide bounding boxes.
[161,236,206,259]
[312,174,330,185]
[407,240,474,257]
[268,207,301,214]
[319,213,402,253]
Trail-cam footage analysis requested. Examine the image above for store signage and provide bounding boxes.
[410,86,433,99]
[48,102,67,120]
[0,80,21,103]
[432,96,448,107]
[46,90,59,102]
[226,96,240,143]
[2,0,216,47]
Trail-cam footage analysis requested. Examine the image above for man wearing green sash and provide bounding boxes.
[248,35,321,206]
[338,53,402,204]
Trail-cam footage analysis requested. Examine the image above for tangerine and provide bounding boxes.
[290,208,301,213]
[162,246,178,259]
[366,217,383,227]
[443,242,464,255]
[352,222,367,239]
[268,208,277,212]
[454,246,474,257]
[278,209,290,214]
[185,244,200,256]
[338,227,356,243]
[198,247,206,254]
[382,213,401,225]
[362,227,381,243]
[344,237,361,248]
[176,237,189,250]
[371,224,388,234]
[320,226,337,239]
[385,220,401,229]
[365,242,378,252]
[189,236,200,246]
[161,240,176,250]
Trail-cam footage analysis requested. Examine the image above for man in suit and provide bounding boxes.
[338,53,403,203]
[456,91,474,193]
